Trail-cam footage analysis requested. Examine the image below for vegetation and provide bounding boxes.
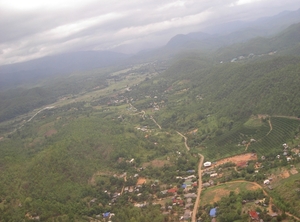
[1,21,300,221]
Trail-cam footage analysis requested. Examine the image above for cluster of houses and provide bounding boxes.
[157,171,199,220]
[136,126,149,132]
[229,51,277,63]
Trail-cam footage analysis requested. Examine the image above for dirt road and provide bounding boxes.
[176,131,190,151]
[150,116,162,129]
[192,153,204,222]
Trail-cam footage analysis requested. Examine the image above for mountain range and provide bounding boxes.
[1,8,300,91]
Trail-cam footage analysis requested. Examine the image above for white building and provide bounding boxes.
[204,162,212,167]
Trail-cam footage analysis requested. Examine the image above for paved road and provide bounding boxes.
[27,106,55,122]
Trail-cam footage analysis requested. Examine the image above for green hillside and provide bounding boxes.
[216,22,300,60]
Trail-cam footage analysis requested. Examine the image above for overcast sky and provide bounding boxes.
[0,0,299,65]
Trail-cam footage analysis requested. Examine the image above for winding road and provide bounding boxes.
[176,131,190,151]
[27,106,55,122]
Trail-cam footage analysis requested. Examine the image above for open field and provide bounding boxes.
[200,181,261,206]
[142,159,171,168]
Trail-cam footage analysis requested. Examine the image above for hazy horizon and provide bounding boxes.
[1,0,300,65]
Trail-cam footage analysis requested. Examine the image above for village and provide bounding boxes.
[91,139,300,222]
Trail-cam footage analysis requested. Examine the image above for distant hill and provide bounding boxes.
[0,51,129,90]
[203,8,300,36]
[164,9,300,52]
[216,22,300,61]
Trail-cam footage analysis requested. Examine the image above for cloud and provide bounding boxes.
[0,0,299,65]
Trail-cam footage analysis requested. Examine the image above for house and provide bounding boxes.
[269,213,278,217]
[185,175,196,179]
[210,173,218,177]
[168,188,178,194]
[103,212,110,218]
[242,140,247,145]
[210,208,217,217]
[204,162,212,167]
[183,210,191,220]
[173,199,184,206]
[249,211,259,220]
[264,179,270,185]
[184,193,197,198]
[202,182,211,188]
[161,190,168,195]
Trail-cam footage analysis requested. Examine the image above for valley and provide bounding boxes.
[1,11,300,222]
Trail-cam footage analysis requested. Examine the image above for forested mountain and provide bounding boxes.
[216,22,300,61]
[164,9,300,52]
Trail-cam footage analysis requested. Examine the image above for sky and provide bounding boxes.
[0,0,299,65]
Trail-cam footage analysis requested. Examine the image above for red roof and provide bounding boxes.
[173,199,184,204]
[249,211,259,220]
[168,188,178,193]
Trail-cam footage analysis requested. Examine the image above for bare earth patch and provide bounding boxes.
[188,129,198,134]
[208,153,257,169]
[290,168,298,175]
[137,177,146,185]
[44,129,57,137]
[257,114,269,120]
[280,170,290,178]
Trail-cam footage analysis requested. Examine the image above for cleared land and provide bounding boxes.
[200,181,261,206]
[205,153,257,169]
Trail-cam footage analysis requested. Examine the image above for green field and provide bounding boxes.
[201,181,261,206]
